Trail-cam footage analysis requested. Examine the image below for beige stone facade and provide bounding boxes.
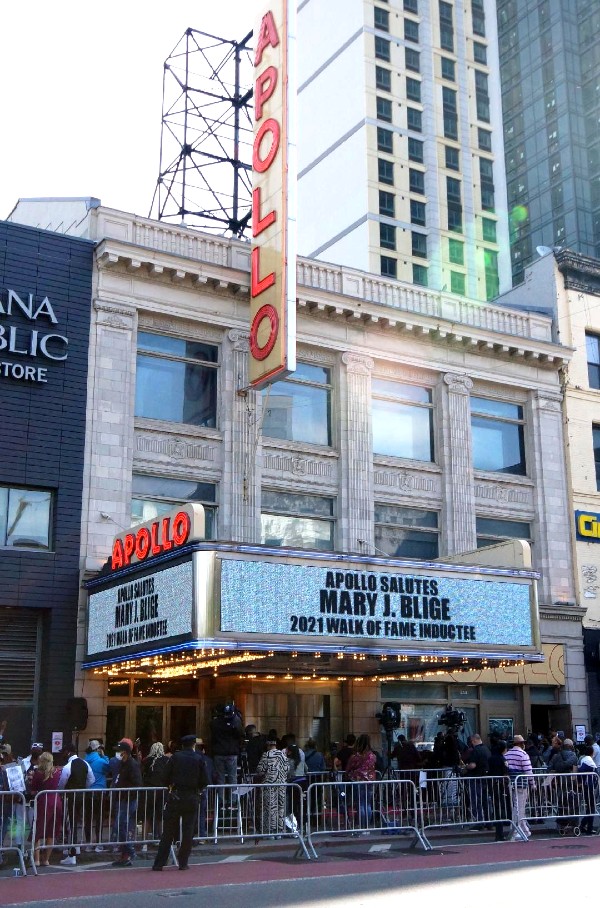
[9,201,588,745]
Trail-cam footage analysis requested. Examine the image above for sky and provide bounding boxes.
[0,1,257,221]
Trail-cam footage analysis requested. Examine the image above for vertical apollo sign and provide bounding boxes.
[250,1,297,389]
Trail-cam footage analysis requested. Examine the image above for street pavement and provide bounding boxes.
[2,830,600,907]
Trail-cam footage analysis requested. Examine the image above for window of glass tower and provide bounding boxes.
[471,397,526,475]
[372,379,434,462]
[262,363,332,446]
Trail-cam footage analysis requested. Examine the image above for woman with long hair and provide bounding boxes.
[29,751,63,866]
[141,742,170,847]
[345,734,377,830]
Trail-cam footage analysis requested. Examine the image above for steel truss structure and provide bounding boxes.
[150,28,253,237]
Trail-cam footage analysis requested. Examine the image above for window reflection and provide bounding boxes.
[262,364,331,446]
[1,487,52,550]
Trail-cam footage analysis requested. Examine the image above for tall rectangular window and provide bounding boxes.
[448,237,464,264]
[593,425,600,488]
[443,87,458,139]
[406,77,421,102]
[377,96,393,122]
[439,0,454,51]
[132,474,217,539]
[404,0,418,11]
[478,128,492,151]
[447,177,462,232]
[450,271,465,295]
[484,250,499,299]
[406,47,420,72]
[375,35,391,61]
[445,146,459,170]
[482,217,497,242]
[0,486,52,550]
[262,363,332,446]
[472,0,486,36]
[407,107,422,132]
[408,137,424,162]
[375,505,439,560]
[409,168,425,193]
[480,158,495,211]
[471,397,526,475]
[475,69,490,122]
[376,66,392,91]
[379,189,395,217]
[378,158,394,184]
[377,126,394,153]
[473,41,487,64]
[374,6,390,30]
[441,57,456,81]
[135,331,219,427]
[410,199,426,225]
[381,255,398,277]
[586,333,600,389]
[413,263,428,285]
[412,231,427,258]
[405,19,419,42]
[372,379,434,461]
[380,223,396,250]
[261,490,335,551]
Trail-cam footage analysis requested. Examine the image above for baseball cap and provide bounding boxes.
[181,734,197,746]
[31,742,44,750]
[88,740,101,751]
[115,741,132,755]
[0,743,12,755]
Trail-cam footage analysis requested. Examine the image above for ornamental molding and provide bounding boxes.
[342,352,375,375]
[135,433,217,463]
[373,364,437,386]
[443,372,473,394]
[263,452,335,479]
[297,347,337,366]
[228,329,250,352]
[474,483,532,505]
[535,388,563,411]
[138,312,224,343]
[94,300,135,329]
[373,468,438,494]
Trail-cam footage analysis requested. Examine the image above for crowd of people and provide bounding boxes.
[1,716,599,869]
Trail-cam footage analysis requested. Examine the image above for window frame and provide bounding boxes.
[470,396,527,476]
[261,490,336,552]
[374,503,440,560]
[131,473,217,539]
[261,363,333,447]
[586,333,600,389]
[380,222,397,250]
[0,485,53,551]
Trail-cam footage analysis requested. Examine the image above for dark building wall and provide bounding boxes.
[0,221,93,755]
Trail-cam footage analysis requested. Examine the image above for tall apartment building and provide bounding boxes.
[497,0,600,285]
[296,0,511,302]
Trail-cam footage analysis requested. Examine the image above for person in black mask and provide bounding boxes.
[152,734,208,872]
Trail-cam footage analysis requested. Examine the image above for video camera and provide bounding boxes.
[437,704,466,733]
[376,702,401,733]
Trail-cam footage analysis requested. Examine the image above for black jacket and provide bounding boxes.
[210,714,243,757]
[164,749,208,792]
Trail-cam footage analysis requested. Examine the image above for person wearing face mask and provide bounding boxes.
[111,739,142,867]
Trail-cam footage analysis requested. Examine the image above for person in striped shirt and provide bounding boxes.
[505,734,534,840]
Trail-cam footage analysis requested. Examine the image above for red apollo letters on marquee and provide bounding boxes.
[111,511,191,571]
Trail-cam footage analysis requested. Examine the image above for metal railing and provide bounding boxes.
[12,770,598,876]
[306,778,429,857]
[0,791,28,876]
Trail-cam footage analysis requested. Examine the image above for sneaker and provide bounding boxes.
[60,856,77,866]
[140,844,148,853]
[112,859,133,868]
[94,845,105,853]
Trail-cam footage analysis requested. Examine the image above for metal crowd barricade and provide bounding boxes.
[306,778,430,857]
[194,782,311,860]
[30,786,168,874]
[419,772,522,841]
[0,790,28,876]
[518,770,600,835]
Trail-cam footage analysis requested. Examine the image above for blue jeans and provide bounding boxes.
[115,798,137,860]
[356,784,372,828]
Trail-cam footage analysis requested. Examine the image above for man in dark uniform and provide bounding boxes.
[152,734,208,871]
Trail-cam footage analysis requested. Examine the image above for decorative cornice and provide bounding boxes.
[228,329,250,352]
[263,452,336,479]
[138,312,224,343]
[135,432,217,463]
[373,468,438,494]
[93,300,135,330]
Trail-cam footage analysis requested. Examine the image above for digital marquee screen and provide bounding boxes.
[219,560,533,648]
[87,559,194,658]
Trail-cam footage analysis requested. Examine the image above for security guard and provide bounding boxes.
[152,734,208,871]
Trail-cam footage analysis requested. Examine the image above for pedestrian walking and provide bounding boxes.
[152,734,208,871]
[111,739,142,867]
[505,734,534,840]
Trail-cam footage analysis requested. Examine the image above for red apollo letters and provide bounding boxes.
[111,511,191,571]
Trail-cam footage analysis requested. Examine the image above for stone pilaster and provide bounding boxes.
[222,329,261,542]
[441,372,476,554]
[529,388,575,606]
[341,352,374,554]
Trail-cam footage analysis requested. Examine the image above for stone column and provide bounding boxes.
[529,388,575,606]
[440,372,476,554]
[222,329,261,542]
[341,352,374,554]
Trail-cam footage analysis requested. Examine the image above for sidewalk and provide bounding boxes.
[2,831,600,906]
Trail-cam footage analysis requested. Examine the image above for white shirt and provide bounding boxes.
[591,742,600,769]
[58,754,95,790]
